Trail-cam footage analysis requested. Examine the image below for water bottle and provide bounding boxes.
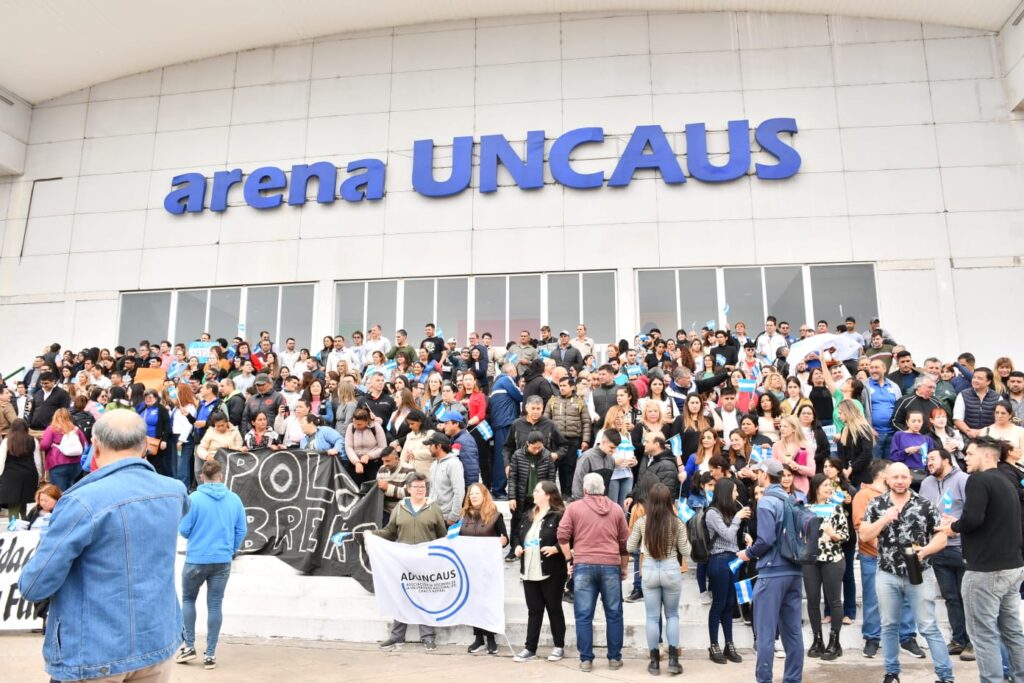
[903,545,924,585]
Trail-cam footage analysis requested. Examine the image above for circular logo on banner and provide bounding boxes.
[399,544,470,621]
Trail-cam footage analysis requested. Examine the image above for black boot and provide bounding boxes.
[808,631,825,658]
[708,643,727,664]
[485,635,497,654]
[648,649,661,676]
[467,634,485,654]
[724,642,743,663]
[666,646,683,675]
[822,631,843,661]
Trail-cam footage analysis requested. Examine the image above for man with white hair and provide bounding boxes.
[20,410,190,682]
[557,472,629,672]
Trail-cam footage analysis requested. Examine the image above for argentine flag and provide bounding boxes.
[677,498,695,523]
[446,519,463,540]
[476,420,493,440]
[506,352,518,365]
[435,403,446,419]
[829,490,846,506]
[383,360,397,372]
[614,373,628,386]
[738,378,757,394]
[668,434,682,456]
[942,490,954,514]
[729,557,745,574]
[735,578,754,605]
[808,504,836,518]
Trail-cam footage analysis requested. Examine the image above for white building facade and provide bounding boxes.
[1,8,1023,368]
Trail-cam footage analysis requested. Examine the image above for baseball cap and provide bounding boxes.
[447,337,457,344]
[423,432,451,447]
[753,459,783,477]
[254,373,272,385]
[559,330,570,337]
[438,410,465,424]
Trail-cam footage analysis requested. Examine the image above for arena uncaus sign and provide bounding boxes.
[163,118,801,215]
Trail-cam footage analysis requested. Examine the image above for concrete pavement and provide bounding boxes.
[2,632,980,683]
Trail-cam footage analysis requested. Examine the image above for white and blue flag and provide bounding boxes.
[446,519,463,540]
[668,434,682,456]
[729,557,745,574]
[677,499,695,523]
[476,420,493,440]
[735,578,754,605]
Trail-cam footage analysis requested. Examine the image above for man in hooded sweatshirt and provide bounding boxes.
[176,459,247,670]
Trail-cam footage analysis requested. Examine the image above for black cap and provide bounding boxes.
[423,432,451,448]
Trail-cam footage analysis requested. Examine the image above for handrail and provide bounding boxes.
[4,366,25,381]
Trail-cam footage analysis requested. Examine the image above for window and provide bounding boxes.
[810,264,878,330]
[637,264,877,337]
[334,271,616,349]
[118,292,171,347]
[118,284,315,348]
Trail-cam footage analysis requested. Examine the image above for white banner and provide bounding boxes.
[0,531,43,630]
[364,534,505,634]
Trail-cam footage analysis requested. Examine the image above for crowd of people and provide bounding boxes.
[3,316,1024,682]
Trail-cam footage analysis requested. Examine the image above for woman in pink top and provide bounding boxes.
[39,408,88,493]
[771,415,815,494]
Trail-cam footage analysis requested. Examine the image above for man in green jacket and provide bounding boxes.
[371,473,447,651]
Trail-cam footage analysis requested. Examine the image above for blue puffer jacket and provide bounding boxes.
[451,428,480,486]
[19,458,189,681]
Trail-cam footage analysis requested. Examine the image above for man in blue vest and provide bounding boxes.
[953,367,999,439]
[488,362,522,500]
[736,459,804,683]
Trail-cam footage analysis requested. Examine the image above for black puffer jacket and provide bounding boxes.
[628,451,680,502]
[502,416,567,465]
[507,446,556,504]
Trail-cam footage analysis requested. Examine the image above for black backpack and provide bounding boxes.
[687,507,713,563]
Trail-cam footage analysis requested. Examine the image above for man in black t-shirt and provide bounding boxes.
[419,323,446,365]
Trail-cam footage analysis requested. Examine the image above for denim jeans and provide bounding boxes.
[872,431,893,460]
[753,574,804,683]
[931,545,969,647]
[963,567,1024,683]
[573,563,624,662]
[859,553,916,642]
[824,541,857,620]
[877,569,953,681]
[641,558,682,649]
[708,552,738,645]
[607,475,632,512]
[697,561,708,593]
[182,562,232,657]
[176,439,195,490]
[48,463,79,494]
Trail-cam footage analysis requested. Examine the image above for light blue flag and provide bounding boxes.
[668,434,682,456]
[614,373,628,386]
[920,443,928,460]
[808,504,836,519]
[506,352,518,365]
[524,537,540,548]
[436,328,444,340]
[729,557,745,574]
[625,364,642,378]
[383,360,397,372]
[829,491,846,506]
[435,403,446,419]
[446,519,463,540]
[942,490,954,514]
[735,578,754,605]
[329,531,353,545]
[539,347,551,358]
[750,444,765,463]
[715,353,727,366]
[6,518,17,531]
[677,498,695,523]
[738,378,757,393]
[167,385,178,401]
[476,419,493,440]
[705,319,716,330]
[722,303,730,315]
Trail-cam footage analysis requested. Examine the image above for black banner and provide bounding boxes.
[214,448,382,592]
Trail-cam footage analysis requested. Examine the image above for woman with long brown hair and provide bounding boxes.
[461,483,508,655]
[39,408,87,493]
[169,382,198,489]
[626,483,691,675]
[512,481,568,663]
[0,418,41,519]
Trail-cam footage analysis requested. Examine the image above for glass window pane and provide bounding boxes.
[403,279,434,334]
[547,273,580,339]
[118,292,170,347]
[366,280,397,339]
[582,272,616,343]
[335,282,365,339]
[280,284,314,349]
[209,288,241,341]
[475,276,507,347]
[723,267,764,335]
[764,266,806,331]
[637,270,677,336]
[509,275,541,340]
[246,286,278,343]
[810,264,878,330]
[436,278,468,343]
[175,290,208,342]
[677,269,718,335]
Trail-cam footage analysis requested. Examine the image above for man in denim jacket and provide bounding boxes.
[20,410,190,683]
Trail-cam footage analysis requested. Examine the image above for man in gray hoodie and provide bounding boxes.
[425,432,465,526]
[571,430,620,501]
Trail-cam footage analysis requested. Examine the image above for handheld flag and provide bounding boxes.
[446,519,463,540]
[808,504,836,518]
[435,403,446,419]
[738,378,757,394]
[476,420,493,440]
[829,490,846,506]
[668,434,682,456]
[6,517,16,531]
[715,353,726,367]
[677,498,695,523]
[330,531,353,545]
[750,444,765,463]
[706,490,714,503]
[729,557,745,574]
[942,490,953,514]
[920,443,928,460]
[614,373,628,386]
[722,303,730,315]
[506,352,518,365]
[539,347,551,358]
[383,360,397,372]
[705,319,716,330]
[625,364,642,378]
[735,578,754,605]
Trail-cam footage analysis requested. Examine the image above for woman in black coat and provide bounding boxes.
[137,389,173,476]
[835,400,875,487]
[512,481,568,662]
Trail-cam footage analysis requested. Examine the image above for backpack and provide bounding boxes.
[766,489,821,565]
[58,430,84,457]
[687,507,713,563]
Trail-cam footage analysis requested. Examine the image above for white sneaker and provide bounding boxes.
[513,648,537,662]
[699,591,713,605]
[547,647,564,662]
[774,641,785,659]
